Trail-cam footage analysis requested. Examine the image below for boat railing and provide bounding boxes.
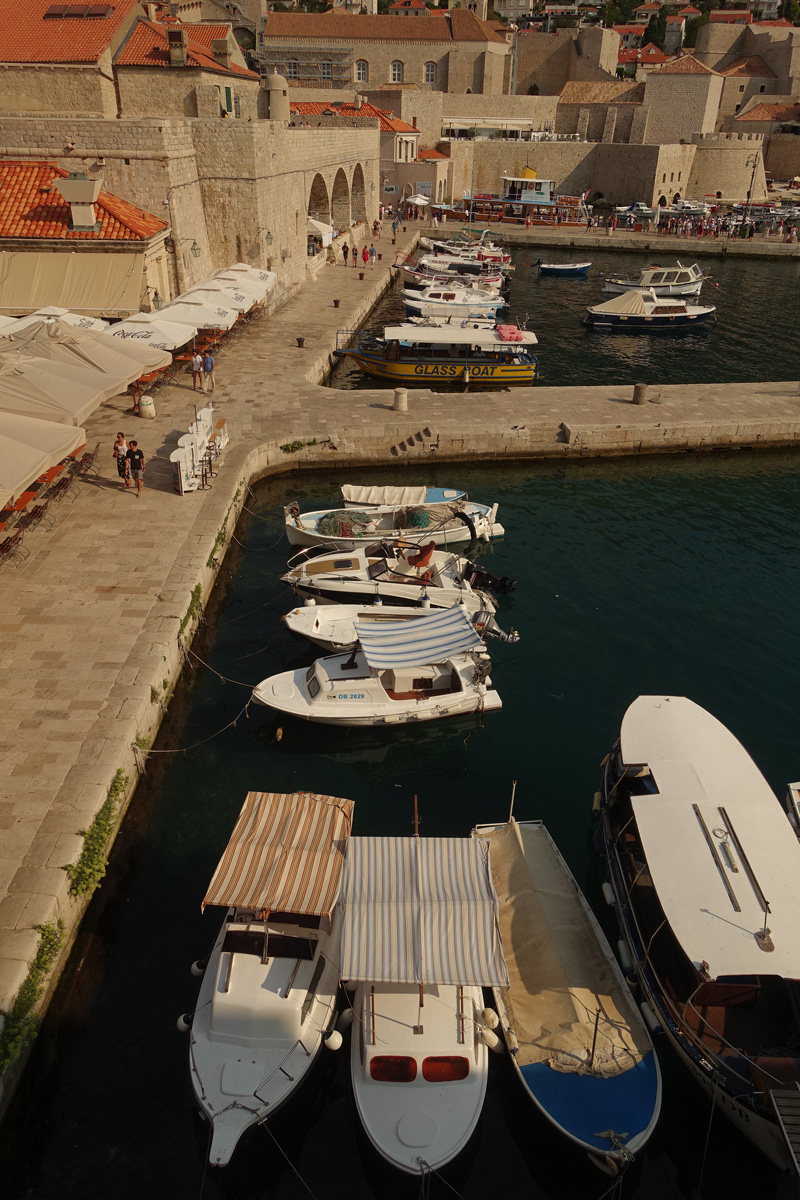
[254,1038,312,1099]
[336,329,383,354]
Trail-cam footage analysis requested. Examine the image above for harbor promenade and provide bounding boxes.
[1,222,800,1111]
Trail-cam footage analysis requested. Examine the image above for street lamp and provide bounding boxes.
[152,290,163,310]
[265,229,274,246]
[190,240,201,258]
[743,153,760,225]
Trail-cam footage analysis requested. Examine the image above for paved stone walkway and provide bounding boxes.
[1,222,799,1108]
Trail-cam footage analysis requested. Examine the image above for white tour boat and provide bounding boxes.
[283,496,502,550]
[601,261,709,297]
[473,815,661,1174]
[599,696,800,1176]
[185,790,354,1166]
[281,540,516,612]
[252,605,502,727]
[283,601,519,653]
[403,283,506,320]
[341,834,509,1174]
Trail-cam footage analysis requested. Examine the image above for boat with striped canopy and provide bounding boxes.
[186,790,354,1166]
[251,605,502,727]
[341,835,508,1174]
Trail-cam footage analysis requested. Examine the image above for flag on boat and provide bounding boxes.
[354,605,484,670]
[341,836,508,987]
[202,791,354,916]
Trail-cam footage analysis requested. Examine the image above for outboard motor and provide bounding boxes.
[464,561,517,596]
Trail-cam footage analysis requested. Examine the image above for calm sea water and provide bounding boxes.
[4,456,800,1200]
[330,245,800,390]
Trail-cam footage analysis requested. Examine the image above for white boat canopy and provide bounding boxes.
[202,791,354,917]
[591,291,649,315]
[354,605,484,670]
[341,836,508,987]
[620,696,800,980]
[383,322,538,347]
[342,484,434,506]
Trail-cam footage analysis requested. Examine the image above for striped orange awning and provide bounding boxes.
[202,791,354,916]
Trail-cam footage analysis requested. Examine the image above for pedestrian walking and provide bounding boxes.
[369,243,376,269]
[342,242,349,267]
[362,245,369,269]
[191,350,204,390]
[202,350,215,392]
[352,242,358,267]
[125,440,146,498]
[113,432,130,489]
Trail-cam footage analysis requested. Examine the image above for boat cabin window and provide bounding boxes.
[662,271,679,283]
[306,664,321,698]
[222,928,266,957]
[649,272,665,284]
[370,1055,417,1082]
[265,933,316,960]
[691,979,761,1009]
[422,1055,469,1082]
[676,272,690,283]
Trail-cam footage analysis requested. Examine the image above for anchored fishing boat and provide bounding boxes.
[341,833,509,1174]
[473,814,661,1174]
[397,261,507,293]
[185,790,354,1166]
[537,260,592,277]
[280,541,516,612]
[584,290,715,331]
[341,484,466,508]
[598,696,800,1175]
[252,605,502,727]
[283,601,519,653]
[403,283,506,320]
[334,321,538,386]
[601,261,709,297]
[283,496,502,550]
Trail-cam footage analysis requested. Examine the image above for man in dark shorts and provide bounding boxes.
[125,440,146,498]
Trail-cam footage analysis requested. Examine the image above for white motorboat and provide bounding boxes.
[420,232,511,265]
[283,601,519,653]
[341,834,509,1174]
[252,605,502,727]
[584,290,715,331]
[397,262,507,292]
[601,261,709,297]
[283,497,502,550]
[417,253,513,279]
[598,696,800,1175]
[340,483,466,508]
[403,283,505,319]
[473,816,661,1173]
[281,541,516,612]
[186,790,354,1166]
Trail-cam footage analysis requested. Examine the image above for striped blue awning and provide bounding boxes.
[340,836,508,987]
[354,605,484,670]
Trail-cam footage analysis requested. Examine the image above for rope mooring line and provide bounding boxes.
[259,1121,320,1200]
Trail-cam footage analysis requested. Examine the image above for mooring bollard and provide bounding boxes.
[359,271,365,280]
[632,382,649,405]
[333,298,340,308]
[394,387,408,413]
[296,336,305,348]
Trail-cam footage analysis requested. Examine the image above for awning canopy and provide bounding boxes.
[211,269,274,303]
[406,195,430,205]
[0,250,144,317]
[591,291,648,315]
[202,791,354,916]
[159,298,238,331]
[354,605,484,670]
[105,312,196,351]
[0,411,85,507]
[341,836,508,986]
[307,218,333,246]
[186,284,254,313]
[342,484,428,506]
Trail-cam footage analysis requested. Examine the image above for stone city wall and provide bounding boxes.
[116,67,260,120]
[689,132,767,201]
[717,73,778,127]
[0,61,117,119]
[642,72,724,145]
[764,132,800,183]
[555,101,639,142]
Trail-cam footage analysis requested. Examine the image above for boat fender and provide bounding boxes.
[303,597,316,607]
[592,790,602,813]
[190,958,207,978]
[337,1008,355,1032]
[588,1153,619,1178]
[640,1001,663,1035]
[421,597,431,609]
[617,940,632,974]
[177,1013,193,1033]
[325,1030,343,1052]
[602,882,616,908]
[479,1027,503,1053]
[480,1007,499,1030]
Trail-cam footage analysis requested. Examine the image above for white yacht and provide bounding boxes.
[186,790,354,1166]
[283,601,519,653]
[341,835,509,1174]
[403,283,505,320]
[601,261,709,297]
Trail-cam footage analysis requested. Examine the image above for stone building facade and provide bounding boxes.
[514,27,620,96]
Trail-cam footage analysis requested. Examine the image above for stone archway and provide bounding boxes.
[331,168,350,233]
[351,163,367,225]
[658,195,667,207]
[307,172,331,224]
[672,192,682,204]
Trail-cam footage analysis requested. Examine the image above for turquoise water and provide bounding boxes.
[330,246,800,389]
[4,456,800,1200]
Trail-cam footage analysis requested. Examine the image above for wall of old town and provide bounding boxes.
[115,68,261,120]
[689,131,767,200]
[642,72,724,145]
[764,131,800,181]
[0,58,118,119]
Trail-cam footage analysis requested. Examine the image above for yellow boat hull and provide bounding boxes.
[340,352,538,386]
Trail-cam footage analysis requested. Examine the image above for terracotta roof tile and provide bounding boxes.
[613,24,645,33]
[721,54,775,77]
[709,9,752,20]
[0,160,168,241]
[116,19,258,75]
[289,99,417,132]
[618,44,668,64]
[753,17,794,24]
[388,0,428,8]
[0,0,139,64]
[263,10,507,43]
[653,53,718,73]
[559,80,645,104]
[417,148,448,159]
[735,101,800,122]
[678,5,702,12]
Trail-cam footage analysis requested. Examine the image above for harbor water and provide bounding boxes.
[329,244,800,389]
[3,453,800,1200]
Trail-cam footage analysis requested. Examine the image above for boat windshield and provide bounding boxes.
[306,663,322,698]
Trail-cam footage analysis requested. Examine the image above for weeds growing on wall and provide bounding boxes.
[179,584,203,638]
[0,919,65,1073]
[64,769,129,898]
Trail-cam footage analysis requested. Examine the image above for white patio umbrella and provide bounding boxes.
[33,308,109,332]
[0,315,20,334]
[0,360,105,427]
[105,312,196,351]
[185,283,254,313]
[207,271,270,303]
[216,263,276,287]
[0,319,170,384]
[406,194,430,206]
[0,411,86,508]
[159,297,238,331]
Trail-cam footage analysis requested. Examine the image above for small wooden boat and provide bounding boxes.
[473,816,661,1173]
[186,790,354,1166]
[341,834,508,1174]
[280,541,516,612]
[252,606,502,727]
[283,601,519,653]
[403,282,505,319]
[537,260,591,277]
[334,320,538,387]
[601,261,708,297]
[283,496,502,550]
[584,290,715,330]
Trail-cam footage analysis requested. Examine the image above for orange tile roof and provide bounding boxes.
[677,5,702,12]
[263,10,507,43]
[389,0,428,7]
[734,101,800,122]
[0,160,168,241]
[289,100,417,132]
[709,9,752,20]
[654,53,718,73]
[116,18,258,75]
[721,54,775,77]
[613,24,645,33]
[560,80,645,103]
[618,43,668,64]
[0,0,140,64]
[417,148,448,159]
[753,17,794,24]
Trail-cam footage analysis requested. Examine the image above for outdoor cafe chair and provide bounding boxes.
[48,476,76,505]
[77,442,101,478]
[17,501,52,535]
[0,530,28,568]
